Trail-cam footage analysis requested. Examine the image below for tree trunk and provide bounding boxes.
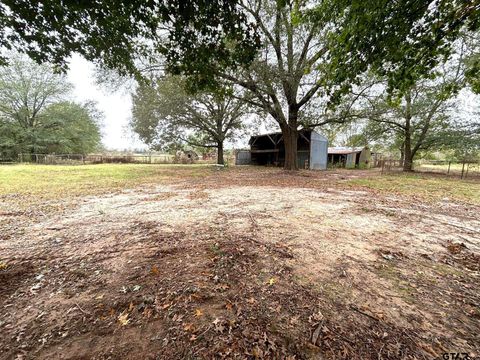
[403,92,414,172]
[403,130,414,171]
[282,125,298,170]
[282,107,299,170]
[403,147,414,171]
[217,141,224,165]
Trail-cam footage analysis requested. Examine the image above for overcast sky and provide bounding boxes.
[67,55,146,150]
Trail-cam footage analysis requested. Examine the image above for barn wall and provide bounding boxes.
[346,153,357,168]
[235,150,251,165]
[309,131,328,170]
[358,148,372,168]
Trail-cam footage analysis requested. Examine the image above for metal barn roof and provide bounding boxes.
[327,147,365,155]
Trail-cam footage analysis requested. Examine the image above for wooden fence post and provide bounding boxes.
[447,161,451,175]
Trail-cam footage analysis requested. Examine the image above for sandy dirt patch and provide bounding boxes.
[1,170,479,359]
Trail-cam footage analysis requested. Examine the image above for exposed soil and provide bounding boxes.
[1,168,479,359]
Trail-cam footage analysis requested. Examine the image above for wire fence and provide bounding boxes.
[17,153,174,165]
[380,159,480,179]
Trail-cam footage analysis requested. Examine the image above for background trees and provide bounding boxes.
[131,77,248,165]
[0,0,478,168]
[339,34,479,171]
[0,57,102,159]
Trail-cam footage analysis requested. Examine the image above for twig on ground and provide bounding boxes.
[349,305,379,322]
[74,302,89,315]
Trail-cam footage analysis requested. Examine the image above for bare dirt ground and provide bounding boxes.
[1,168,479,359]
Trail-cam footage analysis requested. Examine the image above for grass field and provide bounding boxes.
[347,172,480,204]
[2,163,479,205]
[0,163,211,199]
[1,164,479,359]
[415,162,480,175]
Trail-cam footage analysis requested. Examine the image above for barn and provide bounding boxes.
[236,129,328,170]
[327,146,373,168]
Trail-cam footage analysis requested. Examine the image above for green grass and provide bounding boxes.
[415,163,471,174]
[347,173,480,205]
[0,163,211,201]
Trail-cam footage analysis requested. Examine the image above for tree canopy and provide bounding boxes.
[0,0,259,84]
[0,57,102,159]
[1,0,478,169]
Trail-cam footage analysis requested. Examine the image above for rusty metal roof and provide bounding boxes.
[328,147,364,155]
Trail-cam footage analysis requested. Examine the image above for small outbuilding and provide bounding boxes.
[327,146,372,168]
[236,129,328,170]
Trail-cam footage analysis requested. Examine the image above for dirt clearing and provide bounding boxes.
[1,166,479,359]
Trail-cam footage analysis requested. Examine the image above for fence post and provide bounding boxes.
[461,161,465,179]
[447,161,451,175]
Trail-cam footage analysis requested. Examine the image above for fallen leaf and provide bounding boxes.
[128,302,135,312]
[194,308,203,317]
[225,302,233,311]
[118,311,129,326]
[268,278,276,286]
[184,323,194,332]
[151,265,160,276]
[190,334,197,341]
[213,318,225,333]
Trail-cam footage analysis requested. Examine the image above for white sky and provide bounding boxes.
[67,55,146,150]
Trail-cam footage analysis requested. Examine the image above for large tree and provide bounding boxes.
[350,46,474,171]
[216,0,340,170]
[0,57,102,158]
[131,77,248,165]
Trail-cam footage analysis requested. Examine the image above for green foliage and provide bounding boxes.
[0,0,259,87]
[465,53,480,94]
[0,56,102,159]
[131,75,248,155]
[308,0,479,101]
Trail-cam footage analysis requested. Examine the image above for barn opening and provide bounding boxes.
[246,129,328,170]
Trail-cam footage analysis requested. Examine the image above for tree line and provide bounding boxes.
[0,56,102,160]
[0,0,478,169]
